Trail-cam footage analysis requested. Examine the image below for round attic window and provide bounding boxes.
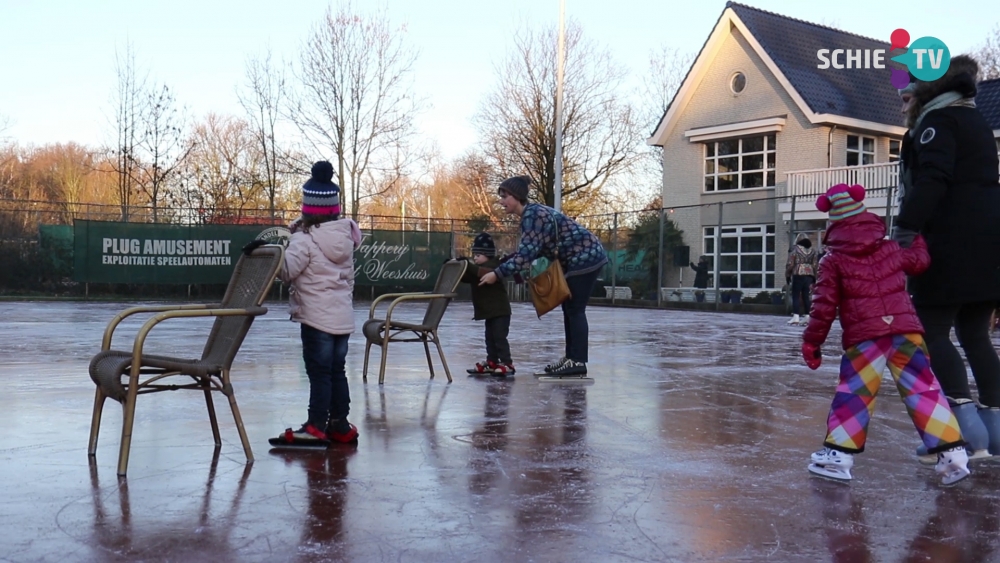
[730,72,747,94]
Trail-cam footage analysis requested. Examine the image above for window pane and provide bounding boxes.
[742,172,764,189]
[889,140,901,155]
[704,176,715,192]
[741,255,763,271]
[766,154,776,169]
[766,225,775,233]
[766,133,775,149]
[704,256,714,270]
[704,227,715,236]
[847,135,858,149]
[766,274,775,288]
[705,160,715,174]
[720,255,738,270]
[718,139,739,155]
[742,154,764,171]
[719,273,738,288]
[862,137,874,152]
[718,174,736,191]
[741,236,763,252]
[718,157,738,173]
[766,255,774,270]
[705,143,715,157]
[721,227,737,233]
[862,153,874,165]
[846,152,859,166]
[766,236,775,251]
[743,227,762,233]
[720,238,738,252]
[767,171,775,186]
[743,136,764,152]
[741,274,763,288]
[704,238,714,253]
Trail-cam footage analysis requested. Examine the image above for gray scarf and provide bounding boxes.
[910,91,977,134]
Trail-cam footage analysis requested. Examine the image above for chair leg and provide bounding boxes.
[88,386,107,456]
[223,370,253,463]
[432,331,453,383]
[203,381,221,446]
[379,339,389,385]
[363,341,372,383]
[423,339,436,379]
[117,368,141,476]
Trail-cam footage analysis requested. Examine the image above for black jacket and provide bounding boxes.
[690,261,709,289]
[897,105,1000,305]
[460,257,511,320]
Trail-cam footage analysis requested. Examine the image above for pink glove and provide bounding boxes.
[802,342,822,370]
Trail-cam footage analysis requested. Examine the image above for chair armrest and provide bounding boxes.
[101,304,215,350]
[369,292,431,318]
[128,307,269,372]
[384,293,456,324]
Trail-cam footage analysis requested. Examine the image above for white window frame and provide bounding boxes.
[847,134,875,166]
[702,134,777,193]
[702,224,776,290]
[889,139,901,163]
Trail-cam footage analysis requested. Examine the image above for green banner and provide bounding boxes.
[601,249,652,282]
[71,220,452,288]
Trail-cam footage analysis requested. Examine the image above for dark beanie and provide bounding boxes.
[302,161,340,216]
[472,232,496,257]
[498,176,531,203]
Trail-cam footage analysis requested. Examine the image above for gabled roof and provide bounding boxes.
[649,2,909,146]
[728,2,901,126]
[977,78,1000,131]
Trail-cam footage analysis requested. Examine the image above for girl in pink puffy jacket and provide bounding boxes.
[802,184,967,485]
[272,161,362,448]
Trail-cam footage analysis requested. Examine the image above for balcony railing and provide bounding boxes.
[786,162,899,199]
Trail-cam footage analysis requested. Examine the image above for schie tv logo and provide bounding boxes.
[816,28,951,88]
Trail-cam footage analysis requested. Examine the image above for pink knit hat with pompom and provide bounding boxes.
[816,184,866,221]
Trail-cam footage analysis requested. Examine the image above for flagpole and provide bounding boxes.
[554,0,565,212]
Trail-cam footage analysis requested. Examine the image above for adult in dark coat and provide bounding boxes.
[892,55,1000,456]
[690,256,710,289]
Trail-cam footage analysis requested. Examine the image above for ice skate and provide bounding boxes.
[268,423,331,450]
[807,447,854,481]
[787,314,800,325]
[492,362,516,377]
[935,446,971,486]
[537,360,594,383]
[326,420,359,444]
[534,357,568,376]
[467,360,496,376]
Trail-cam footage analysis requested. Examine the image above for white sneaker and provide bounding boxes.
[788,314,800,325]
[808,447,854,481]
[936,446,971,486]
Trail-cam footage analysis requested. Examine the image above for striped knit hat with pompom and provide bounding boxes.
[302,161,341,216]
[816,183,865,221]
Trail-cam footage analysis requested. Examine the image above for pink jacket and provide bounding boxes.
[280,219,362,335]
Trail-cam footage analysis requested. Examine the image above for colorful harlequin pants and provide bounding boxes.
[824,333,964,454]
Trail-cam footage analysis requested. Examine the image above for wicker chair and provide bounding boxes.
[87,245,284,476]
[362,259,467,384]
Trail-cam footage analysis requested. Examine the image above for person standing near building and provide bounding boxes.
[892,54,1000,459]
[785,236,819,325]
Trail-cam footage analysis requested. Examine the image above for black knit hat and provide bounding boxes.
[498,176,531,203]
[472,232,496,257]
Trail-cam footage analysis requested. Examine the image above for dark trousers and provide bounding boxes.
[917,301,1000,407]
[301,323,351,428]
[791,275,815,315]
[563,269,599,363]
[484,315,512,364]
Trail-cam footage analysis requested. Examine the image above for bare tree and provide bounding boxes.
[291,3,421,220]
[641,45,694,134]
[476,21,642,212]
[239,49,287,219]
[137,83,190,223]
[971,23,1000,80]
[108,44,147,222]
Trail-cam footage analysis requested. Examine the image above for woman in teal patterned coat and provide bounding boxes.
[479,176,608,376]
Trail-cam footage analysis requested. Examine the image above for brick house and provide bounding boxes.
[648,1,1000,296]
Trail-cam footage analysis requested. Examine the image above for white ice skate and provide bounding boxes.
[808,447,854,481]
[935,446,971,486]
[787,314,800,325]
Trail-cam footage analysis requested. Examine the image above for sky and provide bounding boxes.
[0,0,996,160]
